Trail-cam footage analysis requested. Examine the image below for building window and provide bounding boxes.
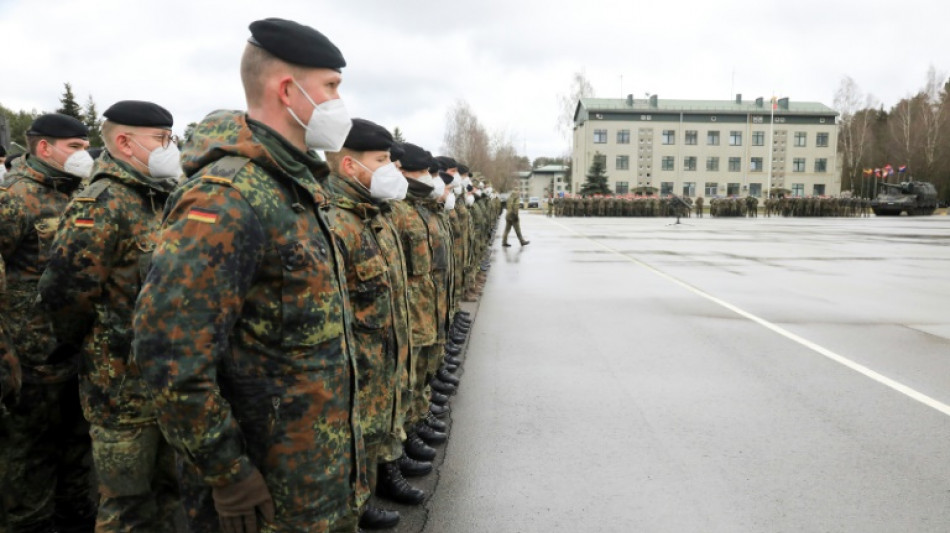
[706,157,719,171]
[707,131,720,145]
[556,176,563,182]
[684,156,697,171]
[594,129,607,143]
[793,158,806,172]
[749,183,762,197]
[615,181,629,194]
[750,157,763,172]
[616,155,629,170]
[617,129,630,144]
[685,130,698,145]
[728,157,741,172]
[662,130,675,145]
[813,184,826,196]
[816,132,829,147]
[792,183,805,197]
[794,132,807,147]
[662,156,675,171]
[660,182,674,195]
[727,183,740,196]
[752,131,765,146]
[729,131,742,146]
[704,182,718,196]
[814,158,827,173]
[682,182,696,196]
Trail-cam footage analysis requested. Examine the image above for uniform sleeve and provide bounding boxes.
[38,198,118,347]
[0,256,19,407]
[132,183,266,486]
[0,191,29,263]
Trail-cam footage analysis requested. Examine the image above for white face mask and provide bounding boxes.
[465,194,475,206]
[444,193,456,210]
[430,177,446,200]
[417,175,434,189]
[287,78,352,152]
[0,166,6,181]
[133,139,182,180]
[354,159,407,201]
[51,146,94,179]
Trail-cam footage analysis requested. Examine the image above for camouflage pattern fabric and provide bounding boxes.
[132,110,366,532]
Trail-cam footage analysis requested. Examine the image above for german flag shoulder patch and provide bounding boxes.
[74,217,95,228]
[186,207,219,224]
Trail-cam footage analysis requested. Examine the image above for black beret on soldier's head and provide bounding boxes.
[399,143,432,172]
[0,145,6,157]
[389,142,405,163]
[429,160,440,174]
[439,171,454,185]
[434,156,457,171]
[249,18,346,71]
[342,118,393,152]
[103,100,174,129]
[458,164,470,175]
[27,113,88,138]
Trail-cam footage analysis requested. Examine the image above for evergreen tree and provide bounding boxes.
[57,82,84,120]
[0,103,41,150]
[83,95,103,147]
[184,122,199,143]
[580,152,611,196]
[392,126,406,143]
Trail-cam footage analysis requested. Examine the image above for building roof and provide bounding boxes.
[575,97,837,122]
[532,164,568,173]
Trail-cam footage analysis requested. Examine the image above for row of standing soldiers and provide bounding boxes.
[551,195,692,218]
[549,195,871,219]
[0,17,502,533]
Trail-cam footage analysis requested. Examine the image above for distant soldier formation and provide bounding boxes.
[549,194,871,218]
[0,18,503,533]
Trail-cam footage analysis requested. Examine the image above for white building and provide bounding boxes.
[518,164,569,200]
[572,95,840,198]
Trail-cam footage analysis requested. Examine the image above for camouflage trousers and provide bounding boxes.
[89,423,180,532]
[407,343,442,429]
[0,379,96,533]
[502,217,525,245]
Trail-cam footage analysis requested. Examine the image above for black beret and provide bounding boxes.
[0,145,6,157]
[466,185,474,192]
[390,142,405,163]
[434,156,458,171]
[249,18,345,71]
[399,142,432,172]
[429,160,440,174]
[458,164,470,175]
[27,113,88,138]
[439,171,454,185]
[103,100,174,128]
[86,147,104,160]
[342,118,393,152]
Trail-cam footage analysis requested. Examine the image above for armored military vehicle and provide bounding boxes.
[870,181,937,216]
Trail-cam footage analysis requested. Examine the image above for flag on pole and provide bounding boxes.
[898,165,907,173]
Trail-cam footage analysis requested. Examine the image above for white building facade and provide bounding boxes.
[572,95,840,198]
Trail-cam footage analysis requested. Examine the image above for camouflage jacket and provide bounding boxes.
[506,192,520,220]
[386,191,436,348]
[0,255,20,407]
[0,155,84,383]
[132,110,366,525]
[419,200,451,342]
[38,152,173,427]
[327,173,410,443]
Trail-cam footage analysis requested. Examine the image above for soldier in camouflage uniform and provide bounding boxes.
[0,114,97,533]
[38,101,182,532]
[502,190,529,247]
[324,119,416,529]
[132,19,366,533]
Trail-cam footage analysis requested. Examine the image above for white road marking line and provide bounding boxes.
[548,218,950,417]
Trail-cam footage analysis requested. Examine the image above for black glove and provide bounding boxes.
[212,468,275,533]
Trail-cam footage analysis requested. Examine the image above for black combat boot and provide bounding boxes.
[452,322,470,334]
[449,331,466,345]
[377,461,425,505]
[437,367,460,386]
[443,361,459,373]
[444,354,462,366]
[359,505,400,529]
[416,423,448,445]
[430,402,450,418]
[398,453,433,477]
[405,432,437,461]
[444,342,462,356]
[429,377,456,395]
[426,411,448,431]
[455,311,471,320]
[430,391,450,406]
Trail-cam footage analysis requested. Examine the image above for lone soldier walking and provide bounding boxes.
[502,190,529,247]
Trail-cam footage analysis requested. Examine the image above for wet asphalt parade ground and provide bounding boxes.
[393,211,950,533]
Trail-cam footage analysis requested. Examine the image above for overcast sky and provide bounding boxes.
[1,0,948,161]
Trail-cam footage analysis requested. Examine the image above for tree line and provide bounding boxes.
[441,100,530,192]
[835,67,950,201]
[1,83,103,150]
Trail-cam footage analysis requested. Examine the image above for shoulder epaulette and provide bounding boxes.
[201,156,251,186]
[74,179,112,202]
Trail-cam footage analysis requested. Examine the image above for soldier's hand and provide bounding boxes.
[212,468,275,533]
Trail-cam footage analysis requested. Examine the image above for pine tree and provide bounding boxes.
[392,126,406,143]
[57,82,84,120]
[83,95,103,147]
[580,152,611,196]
